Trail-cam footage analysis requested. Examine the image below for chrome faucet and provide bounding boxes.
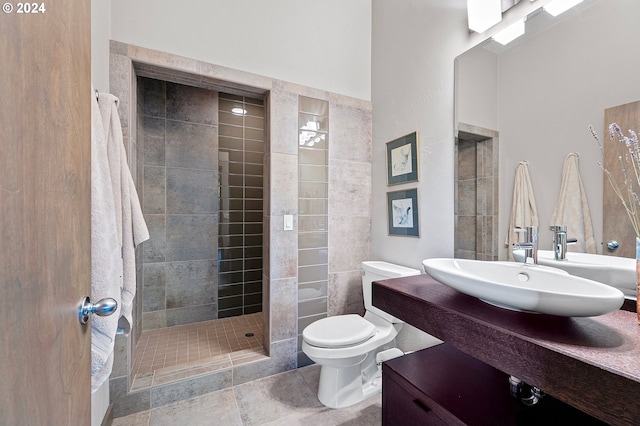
[513,226,538,264]
[550,225,577,260]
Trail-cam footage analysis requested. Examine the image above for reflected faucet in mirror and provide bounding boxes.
[512,226,538,264]
[550,225,577,261]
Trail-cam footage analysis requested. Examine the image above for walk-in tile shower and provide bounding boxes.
[138,77,265,330]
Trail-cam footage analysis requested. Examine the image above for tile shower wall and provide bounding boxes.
[140,77,220,328]
[455,139,477,260]
[297,97,329,366]
[217,94,264,318]
[455,128,499,261]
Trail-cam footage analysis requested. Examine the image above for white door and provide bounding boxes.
[0,0,92,424]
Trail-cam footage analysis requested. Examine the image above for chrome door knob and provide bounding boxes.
[606,240,619,251]
[78,296,117,325]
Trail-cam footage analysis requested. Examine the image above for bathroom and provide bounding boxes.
[2,0,639,424]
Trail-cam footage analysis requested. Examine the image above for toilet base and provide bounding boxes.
[317,363,383,409]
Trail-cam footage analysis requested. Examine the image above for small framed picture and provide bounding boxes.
[387,189,419,237]
[386,131,419,185]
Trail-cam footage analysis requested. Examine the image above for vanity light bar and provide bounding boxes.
[467,0,502,33]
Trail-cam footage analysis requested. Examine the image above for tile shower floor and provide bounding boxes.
[133,313,264,378]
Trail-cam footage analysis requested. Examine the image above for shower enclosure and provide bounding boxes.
[138,77,264,328]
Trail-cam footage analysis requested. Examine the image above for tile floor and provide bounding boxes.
[112,364,382,426]
[133,313,264,377]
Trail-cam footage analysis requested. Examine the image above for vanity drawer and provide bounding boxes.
[382,372,447,426]
[382,343,606,425]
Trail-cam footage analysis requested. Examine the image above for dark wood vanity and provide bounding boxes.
[373,274,640,425]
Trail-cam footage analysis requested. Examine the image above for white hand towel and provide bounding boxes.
[98,93,150,334]
[505,161,539,260]
[91,90,149,392]
[90,86,123,392]
[550,153,596,253]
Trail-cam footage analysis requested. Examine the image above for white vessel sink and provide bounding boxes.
[422,258,624,317]
[537,250,636,299]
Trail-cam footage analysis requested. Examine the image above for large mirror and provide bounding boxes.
[455,0,640,260]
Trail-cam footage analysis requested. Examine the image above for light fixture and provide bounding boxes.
[231,107,247,116]
[467,0,502,33]
[543,0,583,16]
[492,18,525,45]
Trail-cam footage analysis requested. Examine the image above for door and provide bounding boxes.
[0,1,92,424]
[603,101,640,258]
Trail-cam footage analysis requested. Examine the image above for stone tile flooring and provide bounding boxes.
[112,364,382,425]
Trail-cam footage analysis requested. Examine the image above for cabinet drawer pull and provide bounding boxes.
[413,398,431,413]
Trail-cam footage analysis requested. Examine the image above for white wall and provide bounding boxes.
[109,0,371,101]
[91,0,111,91]
[456,46,497,131]
[370,0,471,270]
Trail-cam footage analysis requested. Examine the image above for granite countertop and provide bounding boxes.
[373,273,640,425]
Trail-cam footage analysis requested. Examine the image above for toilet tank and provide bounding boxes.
[361,261,421,323]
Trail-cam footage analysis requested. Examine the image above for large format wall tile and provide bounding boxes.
[328,159,371,218]
[329,216,371,273]
[329,97,372,163]
[165,304,217,326]
[140,78,166,118]
[166,168,217,214]
[166,82,218,126]
[328,270,364,317]
[166,215,217,262]
[268,277,297,342]
[143,166,166,214]
[165,260,217,309]
[142,263,166,312]
[165,120,217,170]
[142,116,166,166]
[143,214,166,263]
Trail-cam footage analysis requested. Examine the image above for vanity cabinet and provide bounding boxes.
[382,343,604,425]
[373,274,640,425]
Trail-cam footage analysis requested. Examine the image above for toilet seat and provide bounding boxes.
[303,314,376,348]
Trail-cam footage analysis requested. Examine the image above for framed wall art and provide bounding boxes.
[386,131,419,185]
[387,189,419,237]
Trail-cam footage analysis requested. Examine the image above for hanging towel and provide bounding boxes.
[98,92,150,333]
[91,89,150,392]
[505,161,539,261]
[550,153,596,253]
[90,86,123,392]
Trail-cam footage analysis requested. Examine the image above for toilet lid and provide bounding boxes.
[303,314,376,348]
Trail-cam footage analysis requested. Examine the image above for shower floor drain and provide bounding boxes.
[245,332,255,337]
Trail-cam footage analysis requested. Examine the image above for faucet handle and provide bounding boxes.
[513,227,538,238]
[550,225,567,233]
[513,226,537,234]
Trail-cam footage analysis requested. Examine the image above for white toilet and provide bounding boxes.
[302,260,442,409]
